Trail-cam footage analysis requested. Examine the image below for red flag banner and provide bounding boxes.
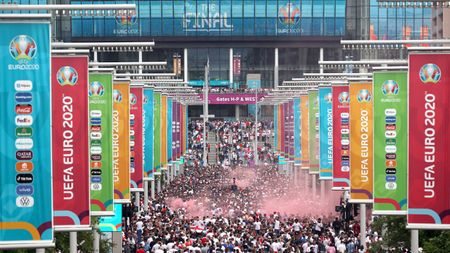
[52,56,91,230]
[408,53,450,229]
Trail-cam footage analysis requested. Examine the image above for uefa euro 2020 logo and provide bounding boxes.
[113,89,123,103]
[9,35,37,63]
[57,66,78,86]
[420,64,441,84]
[89,82,105,97]
[357,89,372,103]
[381,80,399,95]
[324,93,332,103]
[338,92,350,104]
[143,95,148,104]
[278,3,301,25]
[130,93,137,105]
[115,13,137,26]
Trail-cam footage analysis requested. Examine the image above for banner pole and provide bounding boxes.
[360,203,367,249]
[70,231,77,253]
[135,191,140,210]
[411,230,419,253]
[320,180,325,199]
[93,225,100,253]
[151,179,156,200]
[36,249,45,253]
[312,174,317,197]
[143,181,148,211]
[304,170,308,192]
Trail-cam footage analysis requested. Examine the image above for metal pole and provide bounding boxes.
[360,203,367,250]
[157,175,161,193]
[36,249,45,253]
[320,180,325,199]
[411,230,419,253]
[151,179,155,200]
[93,225,100,253]
[143,180,148,211]
[254,88,258,165]
[203,59,209,165]
[184,48,189,85]
[229,48,233,84]
[135,191,140,209]
[274,48,279,89]
[312,174,317,197]
[304,170,308,191]
[320,48,324,75]
[70,231,77,253]
[138,49,143,75]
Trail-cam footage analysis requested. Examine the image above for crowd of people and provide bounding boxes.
[210,120,277,166]
[121,120,384,253]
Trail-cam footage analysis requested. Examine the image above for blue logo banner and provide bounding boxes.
[167,98,173,163]
[319,87,333,180]
[0,23,53,247]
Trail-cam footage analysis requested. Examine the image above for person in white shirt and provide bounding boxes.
[254,220,262,235]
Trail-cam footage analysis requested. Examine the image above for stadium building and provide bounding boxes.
[15,0,434,118]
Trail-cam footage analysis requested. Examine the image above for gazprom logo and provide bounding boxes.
[9,35,37,62]
[420,64,441,84]
[57,66,78,86]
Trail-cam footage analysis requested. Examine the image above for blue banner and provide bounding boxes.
[143,89,154,180]
[293,98,301,166]
[319,87,333,180]
[98,204,122,232]
[167,98,173,163]
[0,22,53,247]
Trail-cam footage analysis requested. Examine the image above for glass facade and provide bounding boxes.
[71,0,347,38]
[347,0,432,40]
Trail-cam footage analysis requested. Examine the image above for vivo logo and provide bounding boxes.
[90,110,102,118]
[385,108,397,116]
[15,80,32,91]
[16,185,34,195]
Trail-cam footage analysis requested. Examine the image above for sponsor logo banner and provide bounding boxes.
[293,98,301,166]
[89,72,114,214]
[308,90,320,174]
[349,83,373,202]
[154,92,162,173]
[373,71,408,215]
[408,54,450,228]
[332,86,350,190]
[113,82,130,202]
[0,23,53,244]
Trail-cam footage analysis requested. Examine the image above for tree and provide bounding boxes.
[368,216,410,253]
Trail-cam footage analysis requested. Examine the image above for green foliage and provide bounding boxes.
[367,216,410,253]
[421,231,450,253]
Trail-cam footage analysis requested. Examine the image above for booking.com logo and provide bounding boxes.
[57,66,78,86]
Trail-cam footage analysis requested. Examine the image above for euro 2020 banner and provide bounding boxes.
[113,82,130,203]
[89,72,114,216]
[308,90,320,174]
[349,83,373,203]
[332,85,350,190]
[408,53,450,229]
[143,88,154,180]
[318,87,333,180]
[99,203,123,232]
[300,95,309,169]
[130,86,144,191]
[52,56,91,231]
[373,71,408,215]
[0,22,53,248]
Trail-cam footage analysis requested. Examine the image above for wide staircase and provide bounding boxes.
[207,131,218,165]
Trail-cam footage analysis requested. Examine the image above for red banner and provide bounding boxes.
[332,86,350,190]
[408,53,450,229]
[52,56,90,230]
[130,86,143,192]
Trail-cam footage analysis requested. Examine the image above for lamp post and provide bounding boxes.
[254,87,258,166]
